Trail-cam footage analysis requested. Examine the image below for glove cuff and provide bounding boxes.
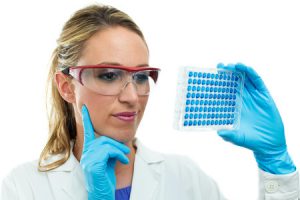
[88,193,115,200]
[254,150,296,174]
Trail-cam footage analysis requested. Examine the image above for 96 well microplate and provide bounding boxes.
[174,67,245,131]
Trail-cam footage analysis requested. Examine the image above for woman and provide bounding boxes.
[1,4,298,200]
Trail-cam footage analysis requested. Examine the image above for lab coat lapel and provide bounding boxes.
[46,153,87,199]
[44,139,164,200]
[130,139,164,200]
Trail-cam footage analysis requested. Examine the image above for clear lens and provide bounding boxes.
[80,68,157,95]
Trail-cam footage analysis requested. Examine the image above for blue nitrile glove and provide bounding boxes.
[217,63,296,174]
[80,105,130,200]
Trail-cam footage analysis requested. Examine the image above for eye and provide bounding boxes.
[134,72,149,84]
[98,72,118,81]
[95,70,123,82]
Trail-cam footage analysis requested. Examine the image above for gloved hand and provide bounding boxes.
[80,105,130,200]
[217,63,296,174]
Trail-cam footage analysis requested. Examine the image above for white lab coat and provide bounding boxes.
[1,139,299,200]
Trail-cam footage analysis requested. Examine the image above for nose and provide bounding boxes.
[118,81,139,105]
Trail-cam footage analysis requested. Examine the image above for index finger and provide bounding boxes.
[81,105,95,149]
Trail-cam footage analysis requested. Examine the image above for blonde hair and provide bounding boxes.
[39,4,146,171]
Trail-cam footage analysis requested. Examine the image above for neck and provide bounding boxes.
[73,136,136,189]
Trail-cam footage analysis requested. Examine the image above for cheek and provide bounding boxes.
[72,83,115,126]
[86,97,114,127]
[72,82,149,141]
[137,96,149,121]
[139,96,148,111]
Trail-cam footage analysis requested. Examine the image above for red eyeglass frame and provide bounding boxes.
[62,64,161,85]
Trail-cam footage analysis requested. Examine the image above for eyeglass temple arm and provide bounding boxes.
[150,71,159,83]
[61,68,70,75]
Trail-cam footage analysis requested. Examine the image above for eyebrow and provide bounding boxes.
[97,62,149,67]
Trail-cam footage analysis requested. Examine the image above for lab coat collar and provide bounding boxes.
[43,152,78,172]
[44,138,165,199]
[130,139,164,200]
[134,138,165,164]
[42,142,87,199]
[43,138,165,171]
[39,140,77,172]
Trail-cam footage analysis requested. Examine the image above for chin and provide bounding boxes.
[95,128,136,143]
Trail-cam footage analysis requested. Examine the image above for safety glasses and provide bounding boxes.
[62,65,160,96]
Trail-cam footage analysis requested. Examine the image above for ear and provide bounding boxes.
[55,72,76,103]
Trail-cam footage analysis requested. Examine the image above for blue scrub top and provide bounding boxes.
[115,185,132,200]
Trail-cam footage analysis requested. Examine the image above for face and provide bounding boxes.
[72,26,149,143]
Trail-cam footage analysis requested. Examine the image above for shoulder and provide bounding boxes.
[135,138,216,183]
[4,160,41,181]
[135,140,223,197]
[2,160,46,187]
[135,138,203,172]
[2,153,80,199]
[162,153,211,181]
[1,160,45,199]
[136,141,219,194]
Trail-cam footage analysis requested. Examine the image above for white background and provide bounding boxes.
[0,0,300,199]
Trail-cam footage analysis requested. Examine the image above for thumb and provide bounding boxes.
[217,63,225,69]
[107,159,117,186]
[217,63,236,71]
[217,130,245,147]
[108,158,117,170]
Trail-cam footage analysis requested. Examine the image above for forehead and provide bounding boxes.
[77,26,149,67]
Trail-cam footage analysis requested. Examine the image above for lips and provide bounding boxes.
[113,112,137,122]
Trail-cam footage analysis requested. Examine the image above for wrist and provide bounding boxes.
[254,150,296,174]
[88,193,115,200]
